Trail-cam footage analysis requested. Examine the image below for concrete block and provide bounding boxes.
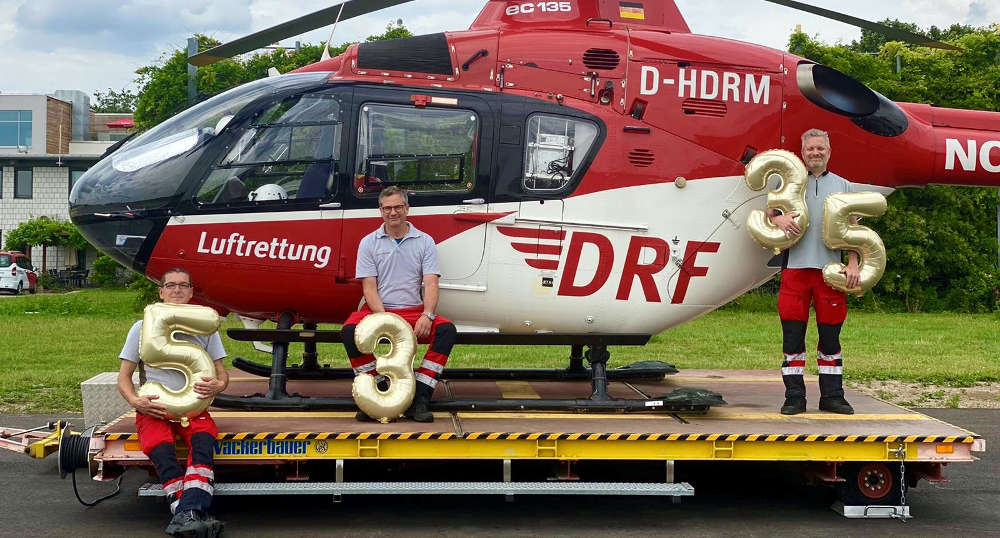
[81,371,136,427]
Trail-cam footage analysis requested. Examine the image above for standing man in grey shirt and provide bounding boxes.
[767,129,860,415]
[341,186,458,423]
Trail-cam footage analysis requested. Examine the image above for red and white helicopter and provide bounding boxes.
[69,0,1000,412]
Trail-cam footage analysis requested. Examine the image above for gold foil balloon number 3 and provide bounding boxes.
[744,150,810,254]
[352,312,418,423]
[138,303,223,426]
[745,150,887,295]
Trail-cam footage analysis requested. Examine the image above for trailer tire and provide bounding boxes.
[838,462,905,506]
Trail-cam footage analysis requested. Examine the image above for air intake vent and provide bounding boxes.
[681,98,727,117]
[583,48,620,71]
[628,149,655,167]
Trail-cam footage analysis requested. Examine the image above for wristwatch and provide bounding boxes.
[421,311,436,321]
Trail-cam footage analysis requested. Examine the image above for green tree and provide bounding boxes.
[133,24,412,131]
[789,25,1000,312]
[92,88,138,113]
[4,217,88,274]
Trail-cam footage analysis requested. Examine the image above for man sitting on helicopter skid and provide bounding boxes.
[341,186,458,423]
[117,268,228,537]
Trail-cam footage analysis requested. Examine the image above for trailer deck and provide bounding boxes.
[96,369,984,464]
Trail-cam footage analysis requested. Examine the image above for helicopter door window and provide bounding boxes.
[196,92,343,205]
[355,104,477,196]
[522,114,598,192]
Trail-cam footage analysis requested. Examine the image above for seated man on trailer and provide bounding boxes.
[341,186,458,423]
[117,268,229,537]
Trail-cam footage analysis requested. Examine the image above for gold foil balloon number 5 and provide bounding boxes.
[138,303,223,426]
[744,150,810,254]
[352,312,417,423]
[821,192,888,295]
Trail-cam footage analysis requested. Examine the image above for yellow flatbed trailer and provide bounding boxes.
[89,369,985,518]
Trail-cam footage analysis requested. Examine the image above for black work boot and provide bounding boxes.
[406,382,435,423]
[355,410,376,422]
[819,373,853,414]
[165,510,204,537]
[200,512,225,538]
[781,374,807,415]
[780,397,807,415]
[819,396,854,414]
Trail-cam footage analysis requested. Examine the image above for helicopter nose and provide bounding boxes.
[70,204,159,272]
[69,159,168,272]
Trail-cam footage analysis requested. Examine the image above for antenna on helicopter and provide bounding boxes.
[320,3,346,62]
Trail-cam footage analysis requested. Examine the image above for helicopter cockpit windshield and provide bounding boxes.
[195,89,343,205]
[70,73,331,212]
[69,72,332,271]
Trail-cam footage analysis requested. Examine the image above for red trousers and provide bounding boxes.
[136,411,218,456]
[136,411,218,514]
[778,268,847,325]
[343,305,456,388]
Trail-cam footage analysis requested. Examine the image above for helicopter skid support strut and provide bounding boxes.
[216,328,725,413]
[229,330,678,382]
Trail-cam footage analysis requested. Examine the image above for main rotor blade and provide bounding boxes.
[189,0,417,67]
[764,0,960,51]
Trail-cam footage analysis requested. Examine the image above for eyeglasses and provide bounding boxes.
[380,204,407,213]
[161,282,193,290]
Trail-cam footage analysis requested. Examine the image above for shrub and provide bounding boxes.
[90,255,125,288]
[37,272,61,291]
[127,272,159,311]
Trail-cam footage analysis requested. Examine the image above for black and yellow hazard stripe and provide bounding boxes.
[105,431,979,443]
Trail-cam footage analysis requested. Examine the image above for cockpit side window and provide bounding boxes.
[522,114,598,192]
[353,104,477,196]
[196,91,344,206]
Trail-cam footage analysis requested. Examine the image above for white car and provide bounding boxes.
[0,251,38,295]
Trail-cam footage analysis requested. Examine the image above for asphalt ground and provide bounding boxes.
[1,409,997,537]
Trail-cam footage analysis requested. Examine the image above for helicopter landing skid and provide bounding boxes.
[216,325,725,413]
[230,357,678,383]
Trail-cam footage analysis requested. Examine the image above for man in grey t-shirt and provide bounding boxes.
[767,129,859,416]
[341,186,458,423]
[117,268,228,536]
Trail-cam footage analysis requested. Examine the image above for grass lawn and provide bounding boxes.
[1,289,997,413]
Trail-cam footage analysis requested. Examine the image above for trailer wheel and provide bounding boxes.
[838,462,905,506]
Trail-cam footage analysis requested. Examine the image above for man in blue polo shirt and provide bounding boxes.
[341,186,457,422]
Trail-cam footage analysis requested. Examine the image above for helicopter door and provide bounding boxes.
[185,87,353,316]
[349,89,494,284]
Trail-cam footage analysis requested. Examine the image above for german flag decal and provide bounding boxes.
[619,1,645,20]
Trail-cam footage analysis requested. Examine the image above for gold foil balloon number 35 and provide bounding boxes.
[745,150,887,295]
[352,312,418,423]
[138,303,223,426]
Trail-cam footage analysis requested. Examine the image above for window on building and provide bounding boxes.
[70,169,87,193]
[355,104,477,196]
[14,169,32,199]
[0,167,3,198]
[0,110,32,147]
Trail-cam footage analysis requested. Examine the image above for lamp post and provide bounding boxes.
[187,37,198,105]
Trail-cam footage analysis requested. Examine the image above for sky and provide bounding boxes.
[0,0,996,100]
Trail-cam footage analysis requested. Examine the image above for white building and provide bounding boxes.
[0,91,131,273]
